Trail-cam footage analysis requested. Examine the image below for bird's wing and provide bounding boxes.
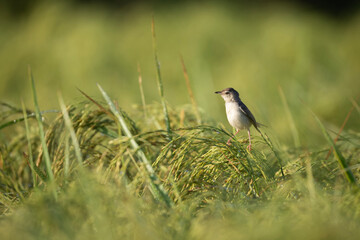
[238,102,259,129]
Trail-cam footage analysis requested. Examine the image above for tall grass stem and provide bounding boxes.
[151,16,171,137]
[137,63,147,118]
[278,86,300,147]
[21,100,37,186]
[180,55,201,124]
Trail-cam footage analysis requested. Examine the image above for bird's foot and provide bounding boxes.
[247,144,252,151]
[226,138,232,145]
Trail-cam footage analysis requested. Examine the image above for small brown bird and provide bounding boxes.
[215,87,261,150]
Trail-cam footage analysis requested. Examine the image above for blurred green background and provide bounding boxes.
[1,0,359,145]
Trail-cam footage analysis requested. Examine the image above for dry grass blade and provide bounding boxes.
[352,98,360,115]
[77,88,113,118]
[180,55,201,124]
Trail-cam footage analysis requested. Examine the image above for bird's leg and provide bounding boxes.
[247,129,252,151]
[227,129,240,145]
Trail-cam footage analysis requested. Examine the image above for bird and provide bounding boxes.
[215,87,261,150]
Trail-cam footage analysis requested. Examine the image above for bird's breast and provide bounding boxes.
[225,102,251,130]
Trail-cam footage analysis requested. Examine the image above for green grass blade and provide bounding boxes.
[0,116,32,130]
[0,110,58,130]
[97,83,174,207]
[151,17,171,137]
[21,101,37,186]
[31,162,48,182]
[311,112,356,184]
[58,93,83,165]
[29,66,57,198]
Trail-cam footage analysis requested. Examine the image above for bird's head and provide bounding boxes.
[215,87,240,102]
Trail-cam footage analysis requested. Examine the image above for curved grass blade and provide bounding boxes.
[97,83,173,207]
[58,93,83,165]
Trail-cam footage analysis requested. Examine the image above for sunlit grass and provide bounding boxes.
[0,2,359,144]
[0,2,360,239]
[0,69,359,239]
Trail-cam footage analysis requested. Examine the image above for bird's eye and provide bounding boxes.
[225,91,229,94]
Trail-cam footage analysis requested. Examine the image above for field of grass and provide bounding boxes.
[1,2,360,240]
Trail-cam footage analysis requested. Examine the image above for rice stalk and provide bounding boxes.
[154,126,270,199]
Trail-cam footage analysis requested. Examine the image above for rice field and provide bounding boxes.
[0,2,360,240]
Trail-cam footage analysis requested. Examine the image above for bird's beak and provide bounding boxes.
[215,91,222,94]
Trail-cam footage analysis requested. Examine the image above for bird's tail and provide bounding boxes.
[255,122,266,129]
